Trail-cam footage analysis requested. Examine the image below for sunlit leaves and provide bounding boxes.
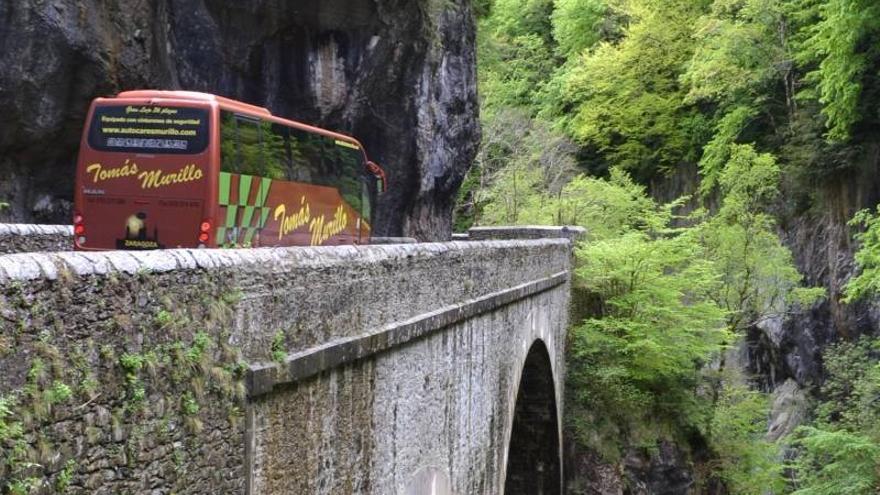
[798,0,880,141]
[475,135,819,467]
[552,0,710,178]
[694,144,823,330]
[697,106,759,194]
[718,143,781,213]
[479,33,556,113]
[843,207,880,303]
[790,428,880,495]
[707,383,786,494]
[789,338,880,494]
[462,109,578,227]
[487,0,555,40]
[551,0,609,57]
[478,0,557,114]
[571,229,728,457]
[685,23,771,105]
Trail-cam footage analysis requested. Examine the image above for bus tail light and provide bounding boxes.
[198,220,211,246]
[74,212,86,246]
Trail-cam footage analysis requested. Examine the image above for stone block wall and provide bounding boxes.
[0,238,572,494]
[0,224,72,254]
[467,226,587,243]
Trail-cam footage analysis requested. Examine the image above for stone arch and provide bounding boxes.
[503,339,561,495]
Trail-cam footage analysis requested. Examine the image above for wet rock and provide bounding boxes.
[564,443,623,495]
[623,442,694,495]
[766,378,809,442]
[744,150,880,391]
[647,141,880,392]
[564,437,694,495]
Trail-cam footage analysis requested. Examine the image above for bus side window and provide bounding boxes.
[325,141,363,214]
[289,128,323,184]
[267,123,292,181]
[362,179,372,228]
[220,110,239,174]
[236,116,262,177]
[220,111,285,180]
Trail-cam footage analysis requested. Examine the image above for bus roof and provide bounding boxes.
[112,90,365,151]
[115,90,272,117]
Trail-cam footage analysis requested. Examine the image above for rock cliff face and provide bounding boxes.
[761,151,880,389]
[645,142,880,392]
[0,0,479,240]
[564,439,695,495]
[570,141,880,495]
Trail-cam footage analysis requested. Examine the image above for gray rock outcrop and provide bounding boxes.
[0,0,480,240]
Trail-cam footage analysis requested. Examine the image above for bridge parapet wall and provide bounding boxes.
[467,225,586,243]
[0,223,72,254]
[0,238,572,494]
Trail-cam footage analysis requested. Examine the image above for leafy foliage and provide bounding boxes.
[788,337,880,494]
[844,207,880,303]
[478,32,556,113]
[695,144,824,332]
[453,109,577,229]
[570,226,728,457]
[550,0,613,57]
[705,382,786,494]
[551,0,710,179]
[469,0,876,490]
[474,0,880,193]
[791,427,880,495]
[472,133,816,470]
[797,0,880,141]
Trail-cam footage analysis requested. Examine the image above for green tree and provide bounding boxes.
[682,0,797,192]
[843,207,880,303]
[791,428,880,494]
[478,0,558,115]
[456,109,577,228]
[475,143,817,483]
[693,144,823,332]
[684,0,792,109]
[797,0,880,141]
[704,382,786,494]
[550,0,612,57]
[570,226,729,457]
[479,32,557,113]
[548,0,711,180]
[487,0,555,41]
[470,0,876,489]
[789,338,880,494]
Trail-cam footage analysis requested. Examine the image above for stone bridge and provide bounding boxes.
[0,227,579,494]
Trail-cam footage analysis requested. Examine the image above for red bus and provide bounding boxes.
[73,90,386,250]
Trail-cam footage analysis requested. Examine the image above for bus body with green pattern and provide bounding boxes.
[73,90,386,251]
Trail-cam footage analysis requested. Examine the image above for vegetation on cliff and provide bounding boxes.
[460,0,880,491]
[787,211,880,494]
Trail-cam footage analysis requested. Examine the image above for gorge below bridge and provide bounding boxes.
[0,225,580,494]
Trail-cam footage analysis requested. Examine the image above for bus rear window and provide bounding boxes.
[88,105,209,154]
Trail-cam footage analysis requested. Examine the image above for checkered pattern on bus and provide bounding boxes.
[216,172,273,247]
